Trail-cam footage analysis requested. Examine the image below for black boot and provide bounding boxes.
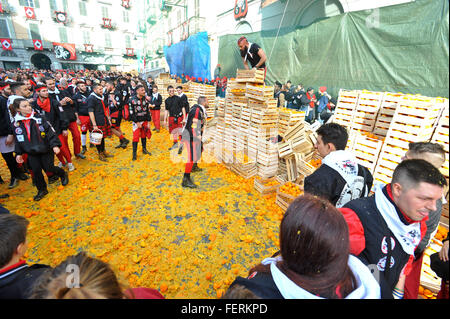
[132,142,138,161]
[61,172,69,186]
[75,153,86,159]
[121,137,130,149]
[8,177,18,189]
[141,138,151,155]
[182,173,197,188]
[48,174,59,184]
[18,172,30,181]
[192,163,203,173]
[81,146,87,154]
[34,189,49,201]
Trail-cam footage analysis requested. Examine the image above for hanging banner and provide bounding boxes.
[126,48,135,56]
[24,7,36,19]
[55,11,68,24]
[84,44,94,53]
[234,0,248,20]
[33,39,43,51]
[103,18,112,29]
[122,0,130,9]
[53,42,76,60]
[0,38,12,51]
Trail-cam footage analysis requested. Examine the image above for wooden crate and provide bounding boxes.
[236,69,265,84]
[373,95,445,185]
[373,92,405,137]
[431,99,449,180]
[278,141,293,158]
[254,177,281,195]
[350,133,384,174]
[296,156,316,178]
[333,89,361,128]
[286,155,298,182]
[275,192,291,211]
[246,84,274,101]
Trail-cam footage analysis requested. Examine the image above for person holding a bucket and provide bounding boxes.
[87,83,113,162]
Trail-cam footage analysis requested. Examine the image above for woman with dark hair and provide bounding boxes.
[225,195,380,299]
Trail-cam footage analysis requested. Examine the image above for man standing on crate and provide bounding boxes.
[180,96,208,188]
[238,36,267,77]
[304,123,373,208]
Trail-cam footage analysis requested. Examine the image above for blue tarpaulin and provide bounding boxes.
[164,31,211,80]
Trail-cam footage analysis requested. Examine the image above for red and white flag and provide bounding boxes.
[0,38,12,51]
[84,44,94,53]
[126,48,134,56]
[103,18,112,28]
[33,39,43,51]
[121,0,130,8]
[24,7,36,19]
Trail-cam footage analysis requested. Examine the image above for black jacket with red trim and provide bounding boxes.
[87,93,108,127]
[13,112,62,156]
[0,261,51,299]
[183,104,205,141]
[340,185,427,299]
[149,93,162,111]
[49,89,76,123]
[73,91,90,116]
[129,95,151,123]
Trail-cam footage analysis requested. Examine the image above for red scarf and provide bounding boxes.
[36,97,51,113]
[23,112,33,140]
[307,92,315,108]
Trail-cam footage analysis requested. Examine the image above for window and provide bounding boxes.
[59,27,68,43]
[82,30,90,44]
[104,33,112,47]
[125,34,131,48]
[79,1,87,16]
[0,19,10,38]
[19,0,39,8]
[101,6,109,18]
[29,23,41,40]
[123,10,129,23]
[50,0,67,12]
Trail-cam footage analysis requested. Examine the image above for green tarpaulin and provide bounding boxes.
[218,0,449,98]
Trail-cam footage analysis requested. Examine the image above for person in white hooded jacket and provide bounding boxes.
[225,195,380,299]
[304,123,373,208]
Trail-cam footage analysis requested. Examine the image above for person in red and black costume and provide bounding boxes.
[0,214,51,299]
[88,83,113,162]
[115,77,131,122]
[105,81,129,149]
[149,85,162,132]
[164,86,186,151]
[73,80,91,154]
[180,96,208,188]
[339,159,447,299]
[12,98,69,201]
[33,85,75,172]
[128,85,152,161]
[45,77,84,161]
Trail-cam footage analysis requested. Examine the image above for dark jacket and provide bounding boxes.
[13,112,62,156]
[0,261,50,299]
[149,93,162,111]
[129,95,151,123]
[32,98,69,135]
[304,162,373,207]
[114,86,130,111]
[228,273,284,299]
[340,185,427,299]
[165,95,183,118]
[0,95,13,137]
[178,93,190,114]
[73,91,90,116]
[50,89,77,123]
[87,93,108,127]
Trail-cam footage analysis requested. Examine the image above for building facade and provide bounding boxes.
[0,0,141,71]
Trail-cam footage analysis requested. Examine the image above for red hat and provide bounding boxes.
[319,86,327,93]
[198,77,202,82]
[238,36,247,45]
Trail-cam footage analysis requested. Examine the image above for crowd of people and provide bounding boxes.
[0,67,448,300]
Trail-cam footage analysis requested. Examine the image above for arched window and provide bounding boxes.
[234,21,253,35]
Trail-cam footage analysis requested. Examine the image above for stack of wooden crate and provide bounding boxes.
[373,92,405,138]
[351,90,384,134]
[431,99,449,187]
[372,95,445,185]
[278,108,306,137]
[332,89,360,128]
